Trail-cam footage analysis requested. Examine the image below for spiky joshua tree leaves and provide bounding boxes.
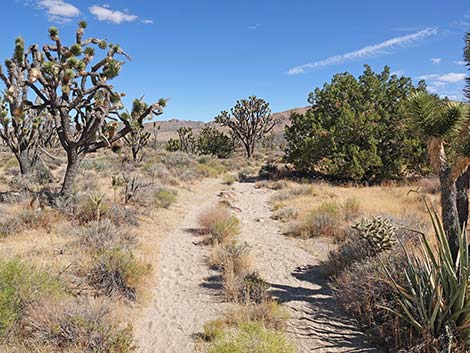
[215,96,279,158]
[0,22,167,197]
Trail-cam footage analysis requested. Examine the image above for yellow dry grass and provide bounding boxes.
[271,181,440,224]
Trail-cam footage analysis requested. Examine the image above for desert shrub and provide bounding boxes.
[210,216,240,245]
[23,299,135,353]
[222,174,237,185]
[160,152,199,181]
[289,201,343,239]
[197,158,227,177]
[81,159,110,172]
[78,220,136,252]
[271,206,298,222]
[87,248,149,301]
[270,184,313,202]
[202,319,226,342]
[153,188,177,208]
[238,272,271,304]
[198,207,240,244]
[198,127,234,158]
[0,208,59,237]
[209,242,251,273]
[206,322,295,353]
[62,192,110,224]
[333,251,407,350]
[199,207,231,232]
[416,177,440,194]
[284,65,428,182]
[224,301,290,331]
[0,260,64,337]
[323,232,375,277]
[3,158,18,170]
[106,205,139,227]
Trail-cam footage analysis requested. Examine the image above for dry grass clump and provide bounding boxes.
[223,301,290,330]
[285,198,362,240]
[153,188,177,208]
[198,206,240,245]
[87,248,149,301]
[222,173,237,185]
[205,321,295,353]
[271,206,298,222]
[23,299,135,353]
[416,177,440,194]
[196,156,227,177]
[270,184,313,202]
[0,208,60,237]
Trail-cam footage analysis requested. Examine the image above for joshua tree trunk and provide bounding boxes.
[440,166,460,260]
[15,149,35,175]
[60,149,82,198]
[456,168,470,230]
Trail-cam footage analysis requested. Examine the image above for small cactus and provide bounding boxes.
[353,216,397,252]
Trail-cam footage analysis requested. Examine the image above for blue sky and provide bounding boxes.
[4,0,470,121]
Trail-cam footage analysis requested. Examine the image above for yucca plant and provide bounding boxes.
[383,205,470,346]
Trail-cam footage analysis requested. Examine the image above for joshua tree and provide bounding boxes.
[0,100,52,175]
[123,113,151,162]
[0,38,54,175]
[1,22,166,197]
[215,96,279,158]
[409,93,468,259]
[176,127,197,153]
[152,122,160,150]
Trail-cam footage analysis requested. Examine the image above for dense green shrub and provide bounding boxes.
[198,127,234,158]
[284,65,428,182]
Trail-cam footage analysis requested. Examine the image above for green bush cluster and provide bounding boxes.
[284,65,428,182]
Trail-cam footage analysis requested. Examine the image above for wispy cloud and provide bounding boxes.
[89,5,138,24]
[431,57,442,64]
[287,27,439,75]
[142,19,153,24]
[36,0,80,23]
[454,60,466,65]
[248,24,261,30]
[418,73,466,83]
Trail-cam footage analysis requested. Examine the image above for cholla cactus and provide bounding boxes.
[353,216,397,252]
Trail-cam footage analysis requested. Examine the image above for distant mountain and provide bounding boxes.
[146,107,310,142]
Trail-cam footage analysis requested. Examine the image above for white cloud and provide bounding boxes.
[248,24,261,30]
[287,27,439,75]
[418,73,466,83]
[36,0,80,23]
[454,60,466,65]
[142,19,153,24]
[391,70,405,76]
[431,57,442,64]
[89,5,138,24]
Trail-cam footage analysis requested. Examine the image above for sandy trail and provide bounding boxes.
[135,178,227,353]
[136,177,377,353]
[230,181,377,353]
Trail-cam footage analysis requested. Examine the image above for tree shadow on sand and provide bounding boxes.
[269,265,379,352]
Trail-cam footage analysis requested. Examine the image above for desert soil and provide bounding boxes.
[135,178,377,353]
